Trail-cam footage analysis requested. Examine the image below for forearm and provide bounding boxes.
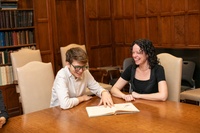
[78,96,84,103]
[111,87,125,99]
[78,95,92,103]
[59,97,79,109]
[137,92,167,101]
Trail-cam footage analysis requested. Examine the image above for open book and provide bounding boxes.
[86,102,140,117]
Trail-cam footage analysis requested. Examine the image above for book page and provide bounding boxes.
[113,103,140,114]
[86,105,116,117]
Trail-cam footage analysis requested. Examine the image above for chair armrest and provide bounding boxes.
[97,66,122,80]
[89,68,108,83]
[89,66,122,83]
[97,66,121,70]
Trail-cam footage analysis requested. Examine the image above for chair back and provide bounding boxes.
[60,44,86,67]
[16,61,54,114]
[181,61,195,90]
[123,58,134,70]
[119,58,134,92]
[11,48,42,82]
[157,53,182,102]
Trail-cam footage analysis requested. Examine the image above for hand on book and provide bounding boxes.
[98,90,114,107]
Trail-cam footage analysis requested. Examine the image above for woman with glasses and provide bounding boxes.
[111,39,168,101]
[50,47,113,109]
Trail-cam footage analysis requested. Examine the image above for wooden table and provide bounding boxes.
[1,96,200,133]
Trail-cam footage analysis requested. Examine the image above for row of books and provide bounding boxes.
[0,30,34,46]
[0,50,12,64]
[0,1,18,10]
[0,46,36,65]
[0,10,33,28]
[0,65,14,86]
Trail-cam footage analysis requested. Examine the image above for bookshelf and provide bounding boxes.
[0,0,35,116]
[0,0,36,86]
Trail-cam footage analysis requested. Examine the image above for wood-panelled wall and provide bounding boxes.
[33,0,200,86]
[84,0,135,67]
[135,0,200,48]
[33,0,55,71]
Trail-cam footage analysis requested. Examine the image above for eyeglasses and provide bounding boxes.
[71,64,89,71]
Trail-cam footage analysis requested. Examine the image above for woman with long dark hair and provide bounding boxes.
[111,39,168,101]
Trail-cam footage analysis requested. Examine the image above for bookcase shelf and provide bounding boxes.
[1,0,18,2]
[0,26,34,31]
[0,43,36,49]
[0,0,35,117]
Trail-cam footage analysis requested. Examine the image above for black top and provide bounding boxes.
[0,90,9,121]
[121,64,166,94]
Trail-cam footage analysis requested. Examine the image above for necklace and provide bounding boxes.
[138,66,149,71]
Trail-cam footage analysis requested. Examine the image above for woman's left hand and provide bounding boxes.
[131,91,140,99]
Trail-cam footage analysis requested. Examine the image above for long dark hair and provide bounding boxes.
[130,39,159,68]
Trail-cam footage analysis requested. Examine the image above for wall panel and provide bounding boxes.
[134,0,200,48]
[34,0,55,69]
[160,17,171,45]
[188,15,200,46]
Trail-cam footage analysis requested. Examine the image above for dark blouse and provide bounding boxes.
[121,64,166,94]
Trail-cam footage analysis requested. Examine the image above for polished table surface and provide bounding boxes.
[1,96,200,133]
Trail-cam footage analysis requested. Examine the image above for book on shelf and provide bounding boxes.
[86,102,140,117]
[0,51,5,64]
[0,65,13,86]
[0,0,18,10]
[0,32,6,46]
[0,10,33,28]
[0,50,12,64]
[0,67,2,85]
[0,66,7,85]
[0,30,34,46]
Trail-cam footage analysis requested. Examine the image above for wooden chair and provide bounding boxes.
[157,53,182,102]
[10,48,42,91]
[16,61,54,114]
[180,89,200,105]
[181,61,196,91]
[60,44,112,95]
[10,48,42,114]
[180,61,199,105]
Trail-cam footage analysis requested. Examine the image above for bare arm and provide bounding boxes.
[111,77,128,98]
[131,80,168,101]
[110,77,135,102]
